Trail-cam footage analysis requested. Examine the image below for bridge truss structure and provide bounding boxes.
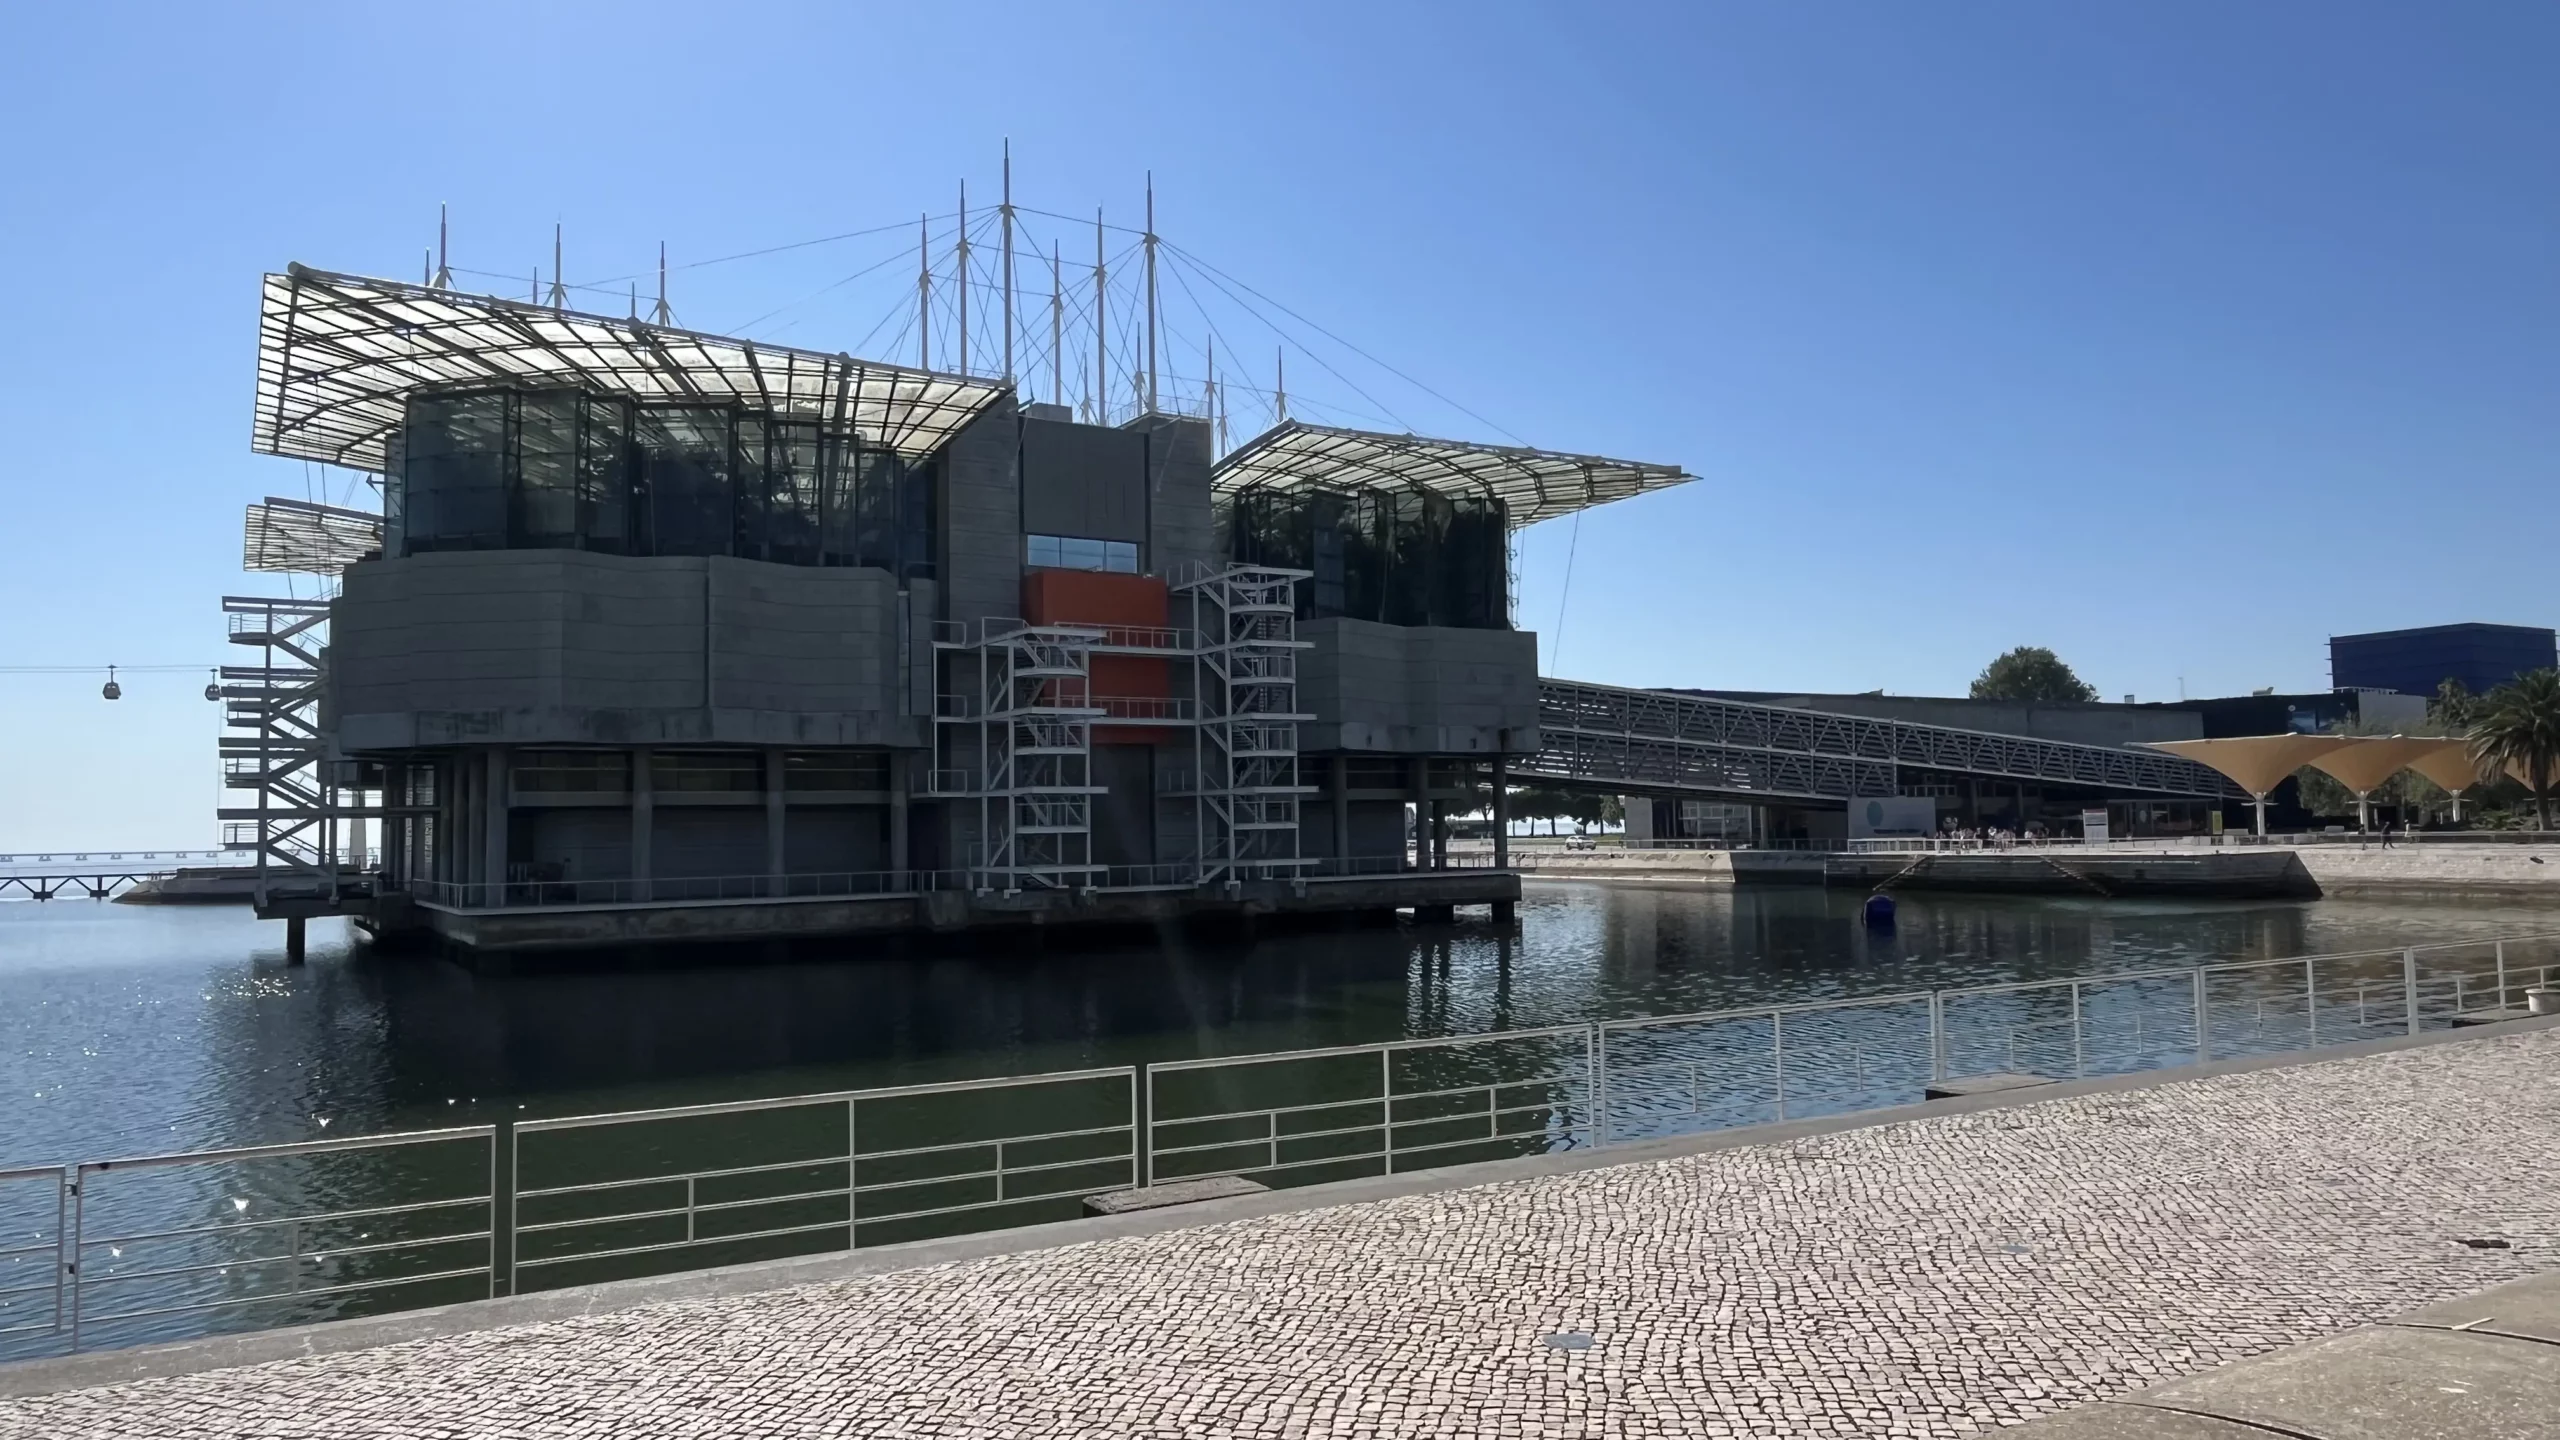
[1522,679,2238,804]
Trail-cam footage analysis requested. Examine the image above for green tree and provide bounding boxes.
[1969,646,2098,703]
[2428,678,2482,729]
[2467,669,2560,830]
[1508,784,1567,836]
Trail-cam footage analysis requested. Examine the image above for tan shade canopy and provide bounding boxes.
[2304,737,2468,795]
[2400,742,2485,795]
[2142,736,2356,797]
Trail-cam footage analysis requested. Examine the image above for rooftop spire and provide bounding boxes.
[648,241,674,326]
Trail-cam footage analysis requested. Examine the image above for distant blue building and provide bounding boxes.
[2329,623,2556,700]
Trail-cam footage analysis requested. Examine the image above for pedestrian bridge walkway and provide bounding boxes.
[1525,677,2234,803]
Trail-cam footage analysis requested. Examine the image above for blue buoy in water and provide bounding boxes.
[1863,893,1897,928]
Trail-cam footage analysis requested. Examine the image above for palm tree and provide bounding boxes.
[2467,668,2560,830]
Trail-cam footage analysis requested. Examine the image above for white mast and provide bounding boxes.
[917,213,931,369]
[1143,173,1159,416]
[1275,348,1288,423]
[548,222,567,310]
[649,242,673,326]
[1092,210,1107,423]
[1001,140,1015,385]
[1050,242,1064,409]
[1206,338,1221,453]
[956,181,970,376]
[432,203,452,289]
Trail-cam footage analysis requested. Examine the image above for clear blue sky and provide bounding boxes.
[3,1,2554,850]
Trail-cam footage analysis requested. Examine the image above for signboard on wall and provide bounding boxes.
[2081,808,2110,844]
[1849,796,1938,838]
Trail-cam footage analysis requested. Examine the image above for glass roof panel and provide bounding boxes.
[255,267,1011,470]
[1209,421,1693,528]
[242,497,383,574]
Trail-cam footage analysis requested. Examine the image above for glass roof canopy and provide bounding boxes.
[1210,421,1693,529]
[254,266,1012,470]
[242,496,384,574]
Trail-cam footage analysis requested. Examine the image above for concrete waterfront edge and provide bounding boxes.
[2006,1269,2560,1437]
[4,1011,2554,1403]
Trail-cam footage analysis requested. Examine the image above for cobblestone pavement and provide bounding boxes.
[7,1031,2559,1439]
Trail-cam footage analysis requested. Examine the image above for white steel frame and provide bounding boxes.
[935,621,1110,892]
[215,596,340,904]
[1177,564,1316,886]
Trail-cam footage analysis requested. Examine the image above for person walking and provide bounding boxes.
[2380,817,2397,850]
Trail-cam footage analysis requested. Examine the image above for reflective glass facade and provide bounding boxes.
[1025,534,1140,573]
[1221,485,1508,629]
[389,386,935,577]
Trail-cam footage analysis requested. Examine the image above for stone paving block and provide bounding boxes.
[2135,1325,2560,1440]
[2390,1269,2560,1346]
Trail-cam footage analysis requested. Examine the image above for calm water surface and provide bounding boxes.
[7,881,2557,1170]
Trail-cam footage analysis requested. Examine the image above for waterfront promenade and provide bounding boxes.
[4,1024,2556,1437]
[1517,839,2560,897]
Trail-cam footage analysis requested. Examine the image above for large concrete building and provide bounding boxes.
[229,266,1691,952]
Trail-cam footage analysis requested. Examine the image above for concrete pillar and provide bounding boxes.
[1408,758,1428,871]
[889,751,912,878]
[1331,755,1350,873]
[765,748,787,890]
[483,748,509,900]
[285,916,306,966]
[1492,757,1509,869]
[456,754,478,888]
[631,748,654,898]
[1429,799,1446,869]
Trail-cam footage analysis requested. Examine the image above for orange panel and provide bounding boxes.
[1023,569,1171,744]
[1020,568,1168,629]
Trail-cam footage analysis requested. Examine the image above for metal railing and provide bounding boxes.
[408,871,929,910]
[9,934,2556,1360]
[0,850,231,872]
[510,1069,1134,1293]
[404,857,1510,910]
[0,1168,64,1341]
[1094,694,1195,722]
[1147,1025,1598,1187]
[31,1128,494,1354]
[1600,992,1938,1142]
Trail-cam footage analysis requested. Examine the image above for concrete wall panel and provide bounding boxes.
[783,808,886,876]
[1297,618,1539,756]
[937,397,1023,629]
[331,550,924,750]
[1021,418,1148,544]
